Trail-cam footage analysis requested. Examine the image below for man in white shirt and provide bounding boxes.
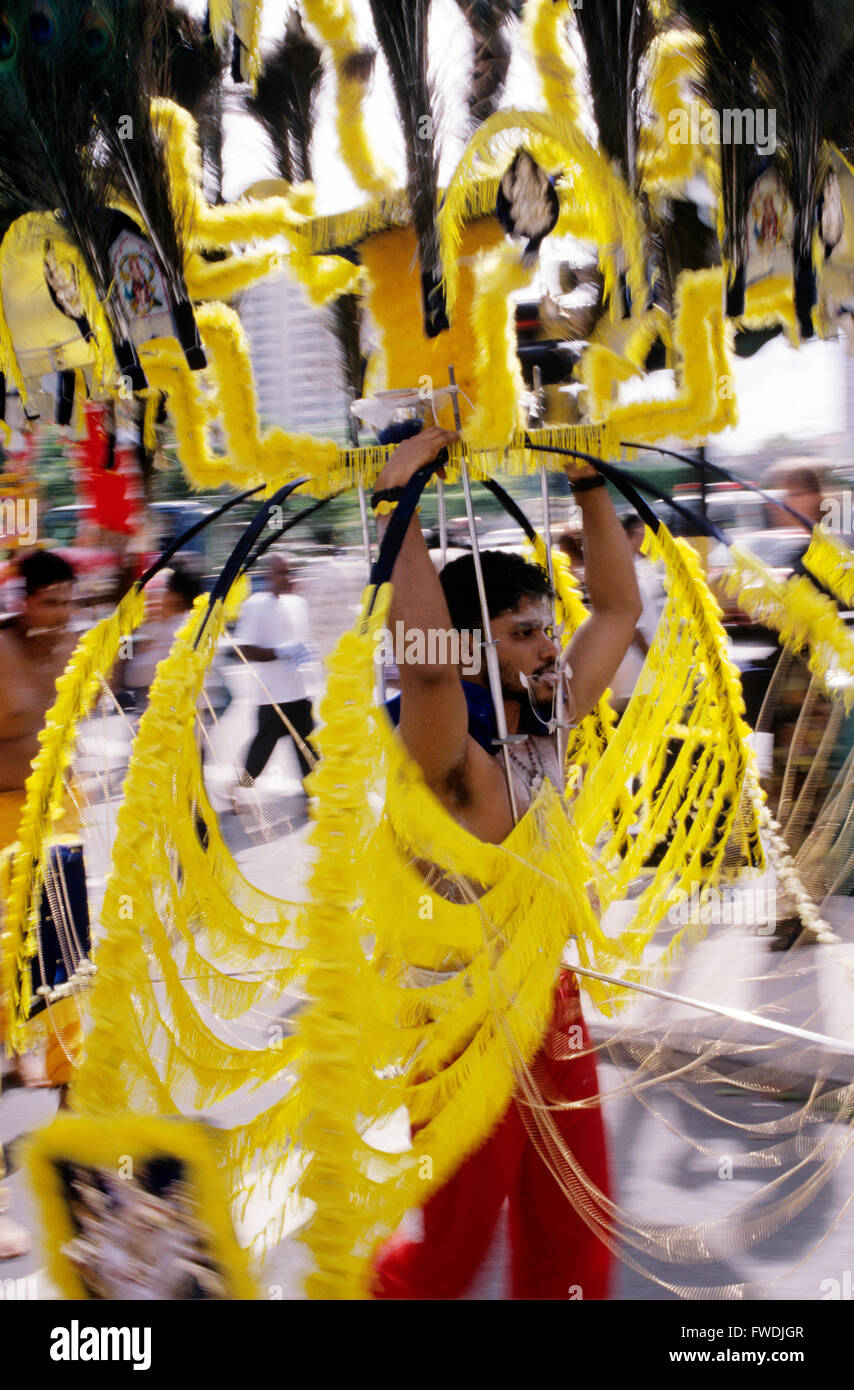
[233,556,316,790]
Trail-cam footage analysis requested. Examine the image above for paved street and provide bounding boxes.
[3,581,854,1301]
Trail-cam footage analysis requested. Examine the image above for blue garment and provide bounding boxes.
[384,679,545,753]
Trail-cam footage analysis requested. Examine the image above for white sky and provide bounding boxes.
[710,337,846,457]
[182,0,847,458]
[186,0,522,208]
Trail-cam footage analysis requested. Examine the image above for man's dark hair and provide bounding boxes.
[166,555,204,608]
[17,549,74,596]
[558,530,583,564]
[621,512,644,534]
[439,551,552,632]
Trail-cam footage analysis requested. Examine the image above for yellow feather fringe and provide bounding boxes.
[804,526,854,608]
[523,0,580,125]
[464,245,534,448]
[301,0,395,195]
[724,544,854,709]
[587,268,737,443]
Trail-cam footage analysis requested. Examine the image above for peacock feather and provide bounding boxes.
[368,0,448,338]
[248,6,323,184]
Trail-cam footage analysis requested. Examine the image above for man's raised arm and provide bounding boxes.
[566,475,643,719]
[373,428,468,793]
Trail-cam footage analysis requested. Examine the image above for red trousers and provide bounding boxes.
[373,971,612,1300]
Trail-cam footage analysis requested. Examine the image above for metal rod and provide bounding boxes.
[448,365,520,825]
[568,960,854,1057]
[533,367,567,794]
[356,483,373,573]
[437,477,448,569]
[357,481,386,703]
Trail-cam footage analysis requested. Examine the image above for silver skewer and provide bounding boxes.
[532,367,567,794]
[357,480,385,702]
[437,476,448,569]
[357,482,373,570]
[448,365,521,825]
[568,959,854,1057]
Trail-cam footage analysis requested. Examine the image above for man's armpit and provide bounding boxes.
[443,753,472,809]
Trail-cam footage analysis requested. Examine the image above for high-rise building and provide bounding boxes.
[238,271,351,438]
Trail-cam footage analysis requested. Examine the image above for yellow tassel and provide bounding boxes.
[724,544,854,709]
[302,0,395,195]
[523,0,580,125]
[3,589,146,1052]
[591,268,737,443]
[464,246,534,448]
[804,526,854,608]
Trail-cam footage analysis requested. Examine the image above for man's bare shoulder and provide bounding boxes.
[0,625,77,671]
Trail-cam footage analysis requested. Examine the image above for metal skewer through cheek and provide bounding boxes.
[448,365,521,826]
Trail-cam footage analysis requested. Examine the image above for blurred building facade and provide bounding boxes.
[238,272,349,437]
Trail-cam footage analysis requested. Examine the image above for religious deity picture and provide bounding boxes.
[110,229,168,320]
[748,173,793,260]
[26,1115,256,1300]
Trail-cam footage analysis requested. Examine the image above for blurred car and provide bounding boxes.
[667,481,786,536]
[475,526,528,555]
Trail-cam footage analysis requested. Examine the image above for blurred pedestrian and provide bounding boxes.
[766,459,825,529]
[231,556,317,797]
[115,556,205,713]
[557,530,586,597]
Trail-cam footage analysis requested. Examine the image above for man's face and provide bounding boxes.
[269,560,291,595]
[785,486,822,525]
[24,581,73,634]
[625,523,644,555]
[491,596,559,707]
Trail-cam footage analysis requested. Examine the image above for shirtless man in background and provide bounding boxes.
[0,550,76,1257]
[0,551,76,791]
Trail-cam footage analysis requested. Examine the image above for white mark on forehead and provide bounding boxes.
[505,598,551,629]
